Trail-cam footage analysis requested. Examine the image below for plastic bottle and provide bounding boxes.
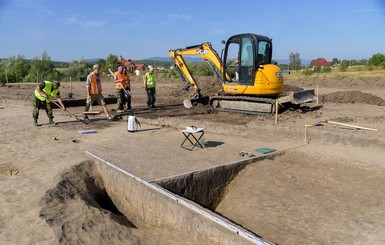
[199,136,206,148]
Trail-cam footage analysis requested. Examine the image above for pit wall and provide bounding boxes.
[153,153,282,210]
[86,151,274,245]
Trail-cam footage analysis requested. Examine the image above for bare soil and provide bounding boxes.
[1,73,385,244]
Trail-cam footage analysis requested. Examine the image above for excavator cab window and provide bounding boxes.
[257,41,272,65]
[239,37,255,85]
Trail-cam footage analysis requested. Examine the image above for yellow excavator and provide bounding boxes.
[169,33,316,114]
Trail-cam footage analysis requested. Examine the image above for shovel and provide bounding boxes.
[108,68,131,98]
[49,99,88,124]
[37,90,87,124]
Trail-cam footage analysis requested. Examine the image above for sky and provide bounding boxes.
[0,0,384,62]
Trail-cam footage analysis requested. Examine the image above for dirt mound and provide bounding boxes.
[320,91,385,106]
[39,161,141,244]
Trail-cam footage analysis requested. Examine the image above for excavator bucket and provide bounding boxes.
[183,96,210,108]
[183,99,193,108]
[278,89,317,105]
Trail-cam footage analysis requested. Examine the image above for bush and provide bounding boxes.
[321,66,332,73]
[302,69,314,76]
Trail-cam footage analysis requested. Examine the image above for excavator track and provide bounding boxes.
[209,96,277,115]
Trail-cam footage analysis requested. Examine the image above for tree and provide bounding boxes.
[23,50,60,82]
[340,60,349,72]
[105,54,119,74]
[368,53,385,68]
[289,52,301,71]
[332,58,339,65]
[63,58,89,81]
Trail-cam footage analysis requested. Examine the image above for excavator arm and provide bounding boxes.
[169,42,229,99]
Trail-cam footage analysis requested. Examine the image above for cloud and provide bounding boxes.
[167,13,193,21]
[64,15,105,28]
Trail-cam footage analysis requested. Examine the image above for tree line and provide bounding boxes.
[284,52,385,73]
[1,51,384,84]
[0,51,174,84]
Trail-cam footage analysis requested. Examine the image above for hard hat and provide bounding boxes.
[148,66,154,72]
[93,64,99,70]
[52,81,60,87]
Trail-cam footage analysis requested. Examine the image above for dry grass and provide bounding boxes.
[284,68,385,81]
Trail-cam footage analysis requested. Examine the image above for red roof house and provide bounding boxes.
[118,56,149,75]
[311,58,332,67]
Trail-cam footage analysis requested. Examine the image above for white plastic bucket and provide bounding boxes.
[128,115,137,132]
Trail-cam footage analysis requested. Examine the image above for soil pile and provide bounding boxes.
[320,90,385,106]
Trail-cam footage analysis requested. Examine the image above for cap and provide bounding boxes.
[93,64,99,70]
[148,66,154,72]
[52,81,60,87]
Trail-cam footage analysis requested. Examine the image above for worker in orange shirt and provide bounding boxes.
[114,66,131,112]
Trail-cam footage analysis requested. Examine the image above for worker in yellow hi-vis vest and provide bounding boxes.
[143,66,156,108]
[33,80,65,126]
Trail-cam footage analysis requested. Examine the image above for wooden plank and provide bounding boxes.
[327,120,379,132]
[83,111,101,115]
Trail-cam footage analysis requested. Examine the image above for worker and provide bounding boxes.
[143,66,156,108]
[33,80,65,126]
[242,44,253,66]
[114,65,131,112]
[232,57,239,82]
[84,64,111,122]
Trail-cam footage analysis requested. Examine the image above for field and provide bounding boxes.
[1,71,385,244]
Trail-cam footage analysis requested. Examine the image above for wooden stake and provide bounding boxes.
[327,120,379,132]
[275,100,278,125]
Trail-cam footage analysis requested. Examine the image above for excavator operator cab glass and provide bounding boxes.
[239,37,255,85]
[257,41,272,65]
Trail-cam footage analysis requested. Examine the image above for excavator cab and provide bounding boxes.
[223,33,273,87]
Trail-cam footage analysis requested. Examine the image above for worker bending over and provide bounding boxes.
[33,80,65,126]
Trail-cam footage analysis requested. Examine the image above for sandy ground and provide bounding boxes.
[0,74,385,244]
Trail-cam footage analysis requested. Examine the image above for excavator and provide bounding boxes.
[169,33,316,114]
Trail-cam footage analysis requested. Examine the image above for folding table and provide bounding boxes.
[181,127,205,150]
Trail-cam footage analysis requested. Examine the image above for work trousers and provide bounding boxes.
[32,97,53,119]
[145,87,156,108]
[116,89,131,110]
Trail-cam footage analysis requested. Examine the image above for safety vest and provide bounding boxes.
[145,73,155,88]
[114,71,129,90]
[34,81,59,102]
[88,72,102,95]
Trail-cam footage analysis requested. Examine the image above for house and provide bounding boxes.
[118,55,149,76]
[118,56,136,73]
[311,58,332,67]
[134,63,149,76]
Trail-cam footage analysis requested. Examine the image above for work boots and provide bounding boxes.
[34,118,38,127]
[49,118,57,126]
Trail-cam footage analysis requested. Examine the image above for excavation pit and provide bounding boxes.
[40,148,385,245]
[40,155,276,245]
